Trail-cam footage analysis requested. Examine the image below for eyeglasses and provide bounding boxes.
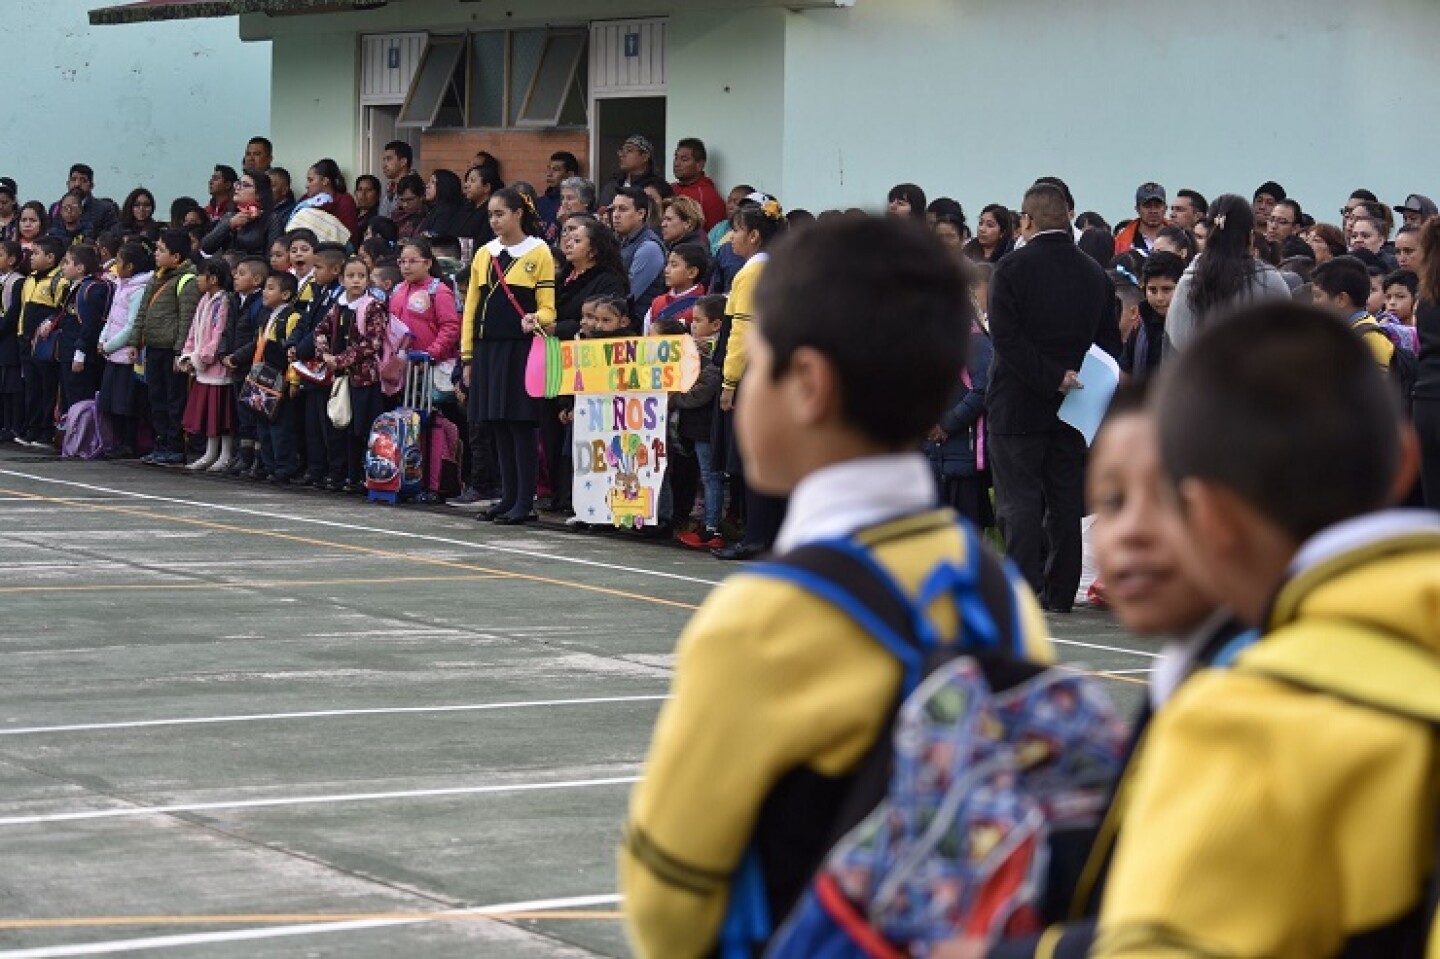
[1268,217,1294,227]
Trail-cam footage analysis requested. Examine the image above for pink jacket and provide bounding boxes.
[389,279,459,362]
[182,291,234,385]
[99,271,152,366]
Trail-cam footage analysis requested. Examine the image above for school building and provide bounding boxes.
[91,0,1440,220]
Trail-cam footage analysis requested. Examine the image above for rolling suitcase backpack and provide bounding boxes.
[365,353,432,504]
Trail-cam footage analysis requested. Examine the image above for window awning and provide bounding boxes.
[89,0,349,26]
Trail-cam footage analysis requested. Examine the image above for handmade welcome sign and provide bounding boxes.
[527,335,700,528]
[525,334,700,398]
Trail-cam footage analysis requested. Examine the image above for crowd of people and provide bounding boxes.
[4,134,1437,956]
[2,138,1435,576]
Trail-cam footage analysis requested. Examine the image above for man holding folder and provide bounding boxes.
[987,182,1121,611]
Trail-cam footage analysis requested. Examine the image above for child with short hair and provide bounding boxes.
[288,244,346,486]
[0,240,26,441]
[56,243,112,413]
[221,257,269,475]
[643,241,710,333]
[1091,301,1440,959]
[18,235,70,447]
[1121,251,1184,382]
[1382,267,1417,325]
[135,229,200,465]
[249,271,302,483]
[96,241,154,456]
[672,295,727,549]
[621,216,1052,957]
[179,259,236,471]
[368,262,400,306]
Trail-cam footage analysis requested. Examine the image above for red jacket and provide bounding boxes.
[672,177,728,230]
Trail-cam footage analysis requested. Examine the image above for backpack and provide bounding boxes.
[60,394,114,460]
[1356,317,1419,412]
[719,518,1130,959]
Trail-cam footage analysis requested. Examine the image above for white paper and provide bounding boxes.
[1057,344,1121,446]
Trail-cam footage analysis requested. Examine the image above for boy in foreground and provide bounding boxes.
[1091,301,1440,957]
[620,216,1053,958]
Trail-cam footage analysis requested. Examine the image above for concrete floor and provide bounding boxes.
[0,449,1152,958]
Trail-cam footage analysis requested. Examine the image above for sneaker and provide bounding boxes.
[160,452,187,466]
[447,487,484,507]
[678,528,725,550]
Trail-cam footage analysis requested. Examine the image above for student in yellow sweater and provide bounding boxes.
[713,195,789,560]
[462,187,556,524]
[620,216,1053,959]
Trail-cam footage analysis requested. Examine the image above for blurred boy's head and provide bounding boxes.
[1155,301,1413,624]
[1310,255,1370,314]
[739,216,969,494]
[1089,384,1217,637]
[234,257,268,294]
[1383,269,1417,322]
[311,245,347,287]
[370,263,401,293]
[262,270,298,309]
[664,242,710,292]
[692,294,725,340]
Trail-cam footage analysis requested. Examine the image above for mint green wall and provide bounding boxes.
[667,10,788,198]
[780,0,1440,223]
[268,33,359,186]
[8,0,270,211]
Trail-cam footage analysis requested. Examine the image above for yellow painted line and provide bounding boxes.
[0,575,502,594]
[0,487,700,614]
[0,911,623,930]
[0,486,1145,687]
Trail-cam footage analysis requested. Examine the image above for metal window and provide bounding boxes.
[397,35,466,128]
[517,31,587,127]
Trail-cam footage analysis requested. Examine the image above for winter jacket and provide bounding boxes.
[135,263,200,354]
[1164,255,1291,356]
[314,293,386,389]
[672,340,721,442]
[201,209,282,257]
[555,265,629,341]
[56,275,113,368]
[0,271,26,367]
[620,227,667,321]
[221,291,266,373]
[181,291,234,385]
[1119,301,1166,382]
[99,271,152,365]
[671,176,728,230]
[389,279,460,362]
[925,322,993,478]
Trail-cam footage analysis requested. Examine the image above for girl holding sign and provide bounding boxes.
[461,188,557,525]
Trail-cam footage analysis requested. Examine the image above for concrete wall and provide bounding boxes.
[8,0,269,212]
[268,32,359,192]
[667,9,788,198]
[779,0,1440,224]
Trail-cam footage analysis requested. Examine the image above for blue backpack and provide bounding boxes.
[717,517,1129,959]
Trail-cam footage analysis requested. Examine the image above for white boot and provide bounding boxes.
[207,435,235,473]
[188,437,220,471]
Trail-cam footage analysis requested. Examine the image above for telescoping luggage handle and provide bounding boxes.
[403,351,434,415]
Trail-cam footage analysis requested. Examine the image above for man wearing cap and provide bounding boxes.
[1394,194,1438,228]
[0,179,18,242]
[49,164,118,238]
[1252,181,1286,239]
[598,134,665,209]
[1114,182,1167,254]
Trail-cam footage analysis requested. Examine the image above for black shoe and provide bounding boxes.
[493,511,537,526]
[106,445,136,460]
[479,505,510,522]
[713,541,766,561]
[342,480,365,495]
[303,475,327,489]
[268,473,293,486]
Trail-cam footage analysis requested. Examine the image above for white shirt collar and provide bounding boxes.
[1289,509,1440,576]
[773,453,938,554]
[1148,609,1233,710]
[485,235,544,258]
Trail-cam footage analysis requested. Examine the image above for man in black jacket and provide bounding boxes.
[987,182,1121,611]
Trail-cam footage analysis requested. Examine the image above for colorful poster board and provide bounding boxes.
[526,335,700,528]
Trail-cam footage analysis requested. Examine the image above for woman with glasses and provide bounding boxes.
[201,171,278,256]
[119,188,162,244]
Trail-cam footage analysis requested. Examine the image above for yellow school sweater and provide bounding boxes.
[721,253,765,389]
[620,510,1053,958]
[1095,527,1440,959]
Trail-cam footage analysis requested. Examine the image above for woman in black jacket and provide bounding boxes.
[201,170,279,257]
[419,169,468,239]
[539,215,630,511]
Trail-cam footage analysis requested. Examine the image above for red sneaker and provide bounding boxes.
[678,529,725,550]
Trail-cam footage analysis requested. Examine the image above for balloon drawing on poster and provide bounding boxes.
[527,336,700,528]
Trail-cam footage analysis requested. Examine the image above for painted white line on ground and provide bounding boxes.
[0,893,623,958]
[1049,637,1161,659]
[0,694,670,737]
[0,469,1168,665]
[0,469,722,587]
[0,776,640,827]
[1101,668,1155,675]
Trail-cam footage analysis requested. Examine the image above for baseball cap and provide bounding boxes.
[0,178,17,197]
[1135,182,1166,205]
[1254,180,1287,202]
[1394,194,1438,217]
[622,134,654,156]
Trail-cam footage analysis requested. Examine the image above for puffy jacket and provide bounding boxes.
[99,271,152,365]
[924,322,992,478]
[181,291,234,385]
[389,279,460,362]
[135,263,200,353]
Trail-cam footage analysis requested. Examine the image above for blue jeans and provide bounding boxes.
[257,401,297,478]
[694,440,724,531]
